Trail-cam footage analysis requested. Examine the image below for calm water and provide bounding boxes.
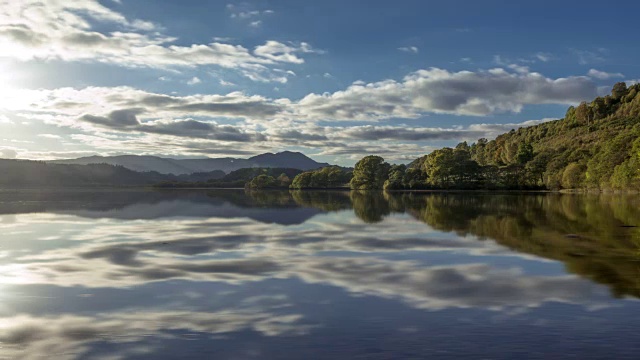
[1,190,640,359]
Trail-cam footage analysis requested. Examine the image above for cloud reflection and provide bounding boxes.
[0,189,636,359]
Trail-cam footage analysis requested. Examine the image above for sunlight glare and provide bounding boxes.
[0,60,38,111]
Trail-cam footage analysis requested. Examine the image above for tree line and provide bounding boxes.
[288,83,640,191]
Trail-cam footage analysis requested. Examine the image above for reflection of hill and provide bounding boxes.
[397,193,640,298]
[3,189,640,297]
[0,190,323,225]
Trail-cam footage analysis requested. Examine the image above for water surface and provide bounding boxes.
[1,189,639,359]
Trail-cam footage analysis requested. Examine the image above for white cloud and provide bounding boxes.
[229,9,274,19]
[535,52,552,62]
[0,147,17,158]
[254,41,318,64]
[493,55,508,65]
[466,118,557,138]
[0,1,316,82]
[0,65,602,161]
[7,67,592,124]
[295,67,597,120]
[187,76,202,85]
[587,69,624,80]
[227,5,274,28]
[0,114,13,124]
[508,64,529,74]
[398,46,419,54]
[37,134,62,139]
[572,48,607,65]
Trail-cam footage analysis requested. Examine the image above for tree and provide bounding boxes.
[526,151,551,186]
[574,101,592,124]
[245,174,276,189]
[470,138,488,165]
[515,143,534,164]
[277,173,291,187]
[290,167,352,189]
[384,164,406,190]
[423,148,456,187]
[612,82,628,100]
[290,172,314,189]
[402,167,427,189]
[591,97,608,119]
[350,155,390,190]
[562,163,584,189]
[565,106,576,123]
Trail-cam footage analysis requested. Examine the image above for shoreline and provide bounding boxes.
[0,187,637,194]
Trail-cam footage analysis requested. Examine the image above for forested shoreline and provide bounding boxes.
[286,83,640,191]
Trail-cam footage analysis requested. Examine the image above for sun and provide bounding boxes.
[0,62,38,111]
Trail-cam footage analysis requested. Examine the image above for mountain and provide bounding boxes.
[50,151,331,175]
[248,151,330,169]
[49,155,196,175]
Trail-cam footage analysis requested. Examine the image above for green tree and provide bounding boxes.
[245,174,277,189]
[384,164,406,190]
[350,155,390,190]
[562,163,585,189]
[470,138,488,165]
[574,101,592,124]
[277,173,291,187]
[290,167,352,189]
[591,97,608,119]
[402,167,428,189]
[422,148,456,187]
[611,82,628,100]
[516,143,534,164]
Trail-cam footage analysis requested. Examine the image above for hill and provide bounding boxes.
[155,167,304,189]
[50,151,331,175]
[391,82,640,190]
[464,82,640,190]
[0,160,225,188]
[0,160,169,188]
[299,82,640,191]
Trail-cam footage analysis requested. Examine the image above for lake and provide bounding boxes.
[1,189,639,359]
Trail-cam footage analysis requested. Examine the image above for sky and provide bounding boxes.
[0,0,639,166]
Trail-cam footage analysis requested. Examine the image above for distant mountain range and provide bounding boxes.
[49,151,332,175]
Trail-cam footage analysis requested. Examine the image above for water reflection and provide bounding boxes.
[0,189,639,359]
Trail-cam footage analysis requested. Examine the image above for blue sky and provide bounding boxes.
[0,0,638,165]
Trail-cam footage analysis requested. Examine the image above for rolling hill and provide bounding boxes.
[49,151,331,175]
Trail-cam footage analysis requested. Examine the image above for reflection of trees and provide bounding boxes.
[6,189,640,298]
[388,192,640,299]
[290,190,351,212]
[241,189,296,207]
[350,191,391,223]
